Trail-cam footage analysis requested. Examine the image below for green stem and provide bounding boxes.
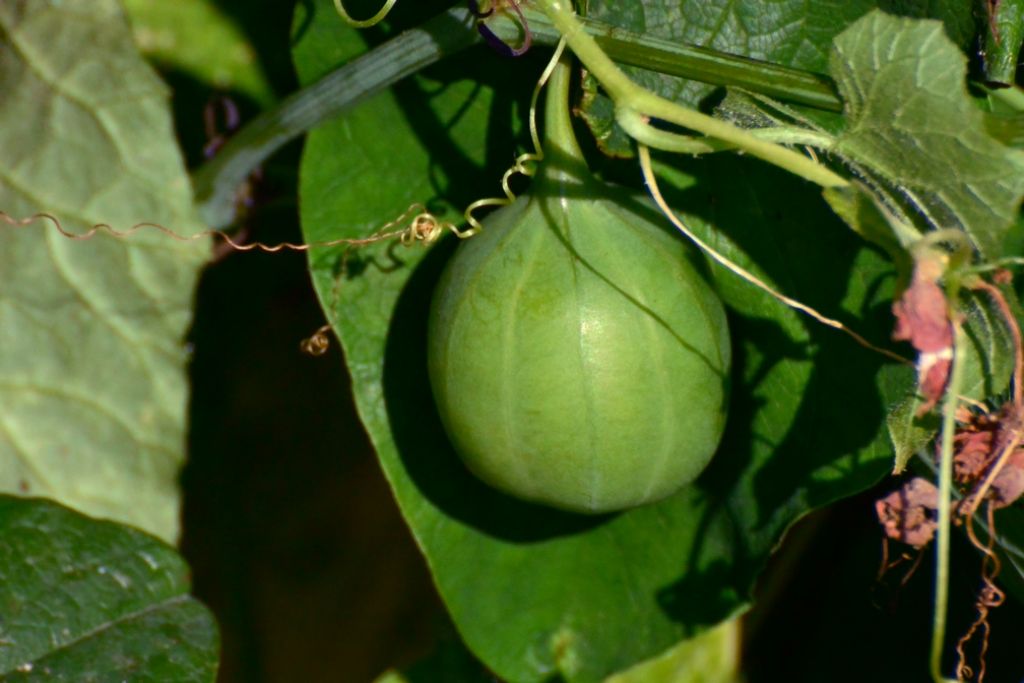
[191,6,478,228]
[505,8,841,112]
[930,317,966,683]
[983,0,1024,87]
[618,113,723,154]
[543,52,585,165]
[619,111,834,154]
[533,0,849,189]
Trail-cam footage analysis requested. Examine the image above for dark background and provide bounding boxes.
[169,2,1024,680]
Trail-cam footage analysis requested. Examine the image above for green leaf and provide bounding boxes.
[295,3,902,680]
[604,619,740,683]
[0,0,208,541]
[979,86,1024,149]
[886,394,936,474]
[830,10,1024,259]
[0,496,218,682]
[958,289,1016,402]
[647,151,905,561]
[122,0,274,105]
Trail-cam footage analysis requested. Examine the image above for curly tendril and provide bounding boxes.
[0,206,464,359]
[463,38,566,233]
[0,204,461,254]
[332,0,397,28]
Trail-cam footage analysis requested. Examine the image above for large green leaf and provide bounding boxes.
[0,0,208,541]
[0,495,218,682]
[296,2,901,680]
[830,11,1024,259]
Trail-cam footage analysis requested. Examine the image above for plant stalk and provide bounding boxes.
[982,0,1024,87]
[930,319,966,683]
[543,48,585,170]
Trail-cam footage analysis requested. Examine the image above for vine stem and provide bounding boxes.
[622,119,834,155]
[532,0,849,189]
[931,317,967,683]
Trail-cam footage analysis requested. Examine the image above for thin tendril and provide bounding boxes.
[636,145,910,366]
[463,38,567,233]
[958,501,1006,683]
[0,206,461,255]
[333,0,397,28]
[503,1,533,56]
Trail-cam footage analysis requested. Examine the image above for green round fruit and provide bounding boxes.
[427,172,731,514]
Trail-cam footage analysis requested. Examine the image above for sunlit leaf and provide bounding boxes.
[830,10,1024,259]
[0,0,208,541]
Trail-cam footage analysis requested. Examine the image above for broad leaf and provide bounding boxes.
[0,0,208,541]
[296,2,902,680]
[0,496,218,682]
[830,10,1024,259]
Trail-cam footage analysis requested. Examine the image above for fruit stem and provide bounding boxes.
[542,49,588,183]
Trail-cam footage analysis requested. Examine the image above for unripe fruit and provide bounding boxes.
[426,60,730,514]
